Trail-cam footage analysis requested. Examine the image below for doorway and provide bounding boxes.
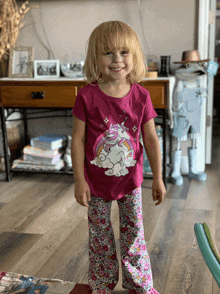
[214,1,220,122]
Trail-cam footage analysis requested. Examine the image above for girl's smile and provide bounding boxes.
[98,48,133,84]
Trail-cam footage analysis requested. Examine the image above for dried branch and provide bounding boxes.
[0,0,37,60]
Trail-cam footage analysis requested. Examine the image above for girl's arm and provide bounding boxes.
[71,115,86,182]
[71,116,91,207]
[142,118,166,205]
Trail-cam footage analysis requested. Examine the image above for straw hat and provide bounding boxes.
[173,50,210,64]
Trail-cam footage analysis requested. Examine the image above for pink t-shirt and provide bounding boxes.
[72,83,157,200]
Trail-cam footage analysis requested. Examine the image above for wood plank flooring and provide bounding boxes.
[0,122,220,294]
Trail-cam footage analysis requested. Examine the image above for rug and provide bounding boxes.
[0,271,92,294]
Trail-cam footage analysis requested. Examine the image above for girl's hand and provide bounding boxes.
[152,178,166,206]
[75,180,91,207]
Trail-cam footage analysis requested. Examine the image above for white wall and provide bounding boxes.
[17,0,197,70]
[15,0,198,141]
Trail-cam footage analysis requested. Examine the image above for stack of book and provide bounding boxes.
[12,134,67,171]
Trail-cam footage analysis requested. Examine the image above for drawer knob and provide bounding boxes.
[32,92,45,99]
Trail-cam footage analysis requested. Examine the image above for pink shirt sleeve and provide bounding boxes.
[72,93,87,122]
[141,91,157,126]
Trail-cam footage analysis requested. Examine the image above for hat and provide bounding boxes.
[173,50,210,64]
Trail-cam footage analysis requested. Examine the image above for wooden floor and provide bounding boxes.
[0,121,220,294]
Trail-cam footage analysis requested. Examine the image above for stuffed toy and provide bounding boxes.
[171,50,218,185]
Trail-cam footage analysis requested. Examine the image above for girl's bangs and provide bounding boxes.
[97,27,135,54]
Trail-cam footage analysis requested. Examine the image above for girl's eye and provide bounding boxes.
[121,51,129,55]
[105,52,113,55]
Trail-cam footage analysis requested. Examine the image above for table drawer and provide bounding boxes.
[1,86,77,108]
[142,84,167,109]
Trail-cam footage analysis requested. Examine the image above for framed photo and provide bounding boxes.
[34,60,60,79]
[8,47,34,78]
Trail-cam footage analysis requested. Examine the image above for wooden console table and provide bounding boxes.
[0,77,175,186]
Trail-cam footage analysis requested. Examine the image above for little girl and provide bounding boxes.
[71,21,166,294]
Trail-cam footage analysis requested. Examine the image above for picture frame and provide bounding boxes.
[34,60,60,79]
[8,47,34,78]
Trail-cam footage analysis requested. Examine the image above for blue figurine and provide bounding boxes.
[171,50,218,185]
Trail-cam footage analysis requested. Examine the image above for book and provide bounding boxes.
[23,145,65,157]
[13,157,63,166]
[31,134,67,150]
[23,153,62,165]
[12,158,65,171]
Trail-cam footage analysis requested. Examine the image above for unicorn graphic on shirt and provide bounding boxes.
[90,118,137,177]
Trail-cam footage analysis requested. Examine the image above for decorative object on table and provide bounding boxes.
[0,0,38,77]
[194,223,220,287]
[30,134,67,150]
[0,271,78,294]
[34,60,60,79]
[170,50,218,185]
[60,54,85,78]
[64,135,72,168]
[159,55,171,77]
[8,47,34,78]
[146,54,159,79]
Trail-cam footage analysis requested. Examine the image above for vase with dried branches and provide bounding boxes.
[0,0,37,77]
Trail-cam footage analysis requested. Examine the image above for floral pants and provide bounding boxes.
[88,187,159,294]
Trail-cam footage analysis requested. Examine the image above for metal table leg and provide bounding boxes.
[0,106,11,181]
[22,109,29,146]
[162,109,167,188]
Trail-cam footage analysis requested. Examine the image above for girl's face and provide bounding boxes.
[97,47,133,84]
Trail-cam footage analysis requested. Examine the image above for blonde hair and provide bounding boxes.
[83,21,146,84]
